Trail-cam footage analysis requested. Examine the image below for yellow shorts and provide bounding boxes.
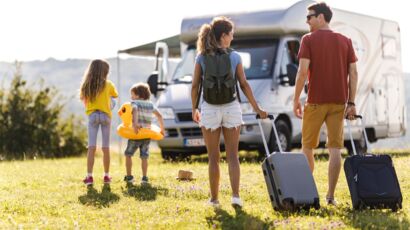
[302,103,346,149]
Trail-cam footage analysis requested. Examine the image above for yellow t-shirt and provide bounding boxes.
[85,80,118,118]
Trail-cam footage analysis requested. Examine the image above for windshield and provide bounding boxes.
[172,49,196,83]
[172,39,277,82]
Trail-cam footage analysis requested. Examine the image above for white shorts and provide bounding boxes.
[199,100,244,131]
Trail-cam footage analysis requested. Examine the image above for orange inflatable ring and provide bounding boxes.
[117,102,164,140]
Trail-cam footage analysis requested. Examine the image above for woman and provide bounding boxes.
[191,16,267,208]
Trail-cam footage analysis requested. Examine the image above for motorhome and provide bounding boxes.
[119,0,406,159]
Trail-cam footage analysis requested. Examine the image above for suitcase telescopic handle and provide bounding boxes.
[346,115,371,155]
[256,114,283,157]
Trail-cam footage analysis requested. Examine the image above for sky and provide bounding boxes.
[0,0,408,71]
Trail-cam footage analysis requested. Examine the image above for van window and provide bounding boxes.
[280,40,299,77]
[382,36,396,59]
[232,40,277,79]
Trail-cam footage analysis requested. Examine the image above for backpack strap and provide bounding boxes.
[195,76,202,109]
[228,48,242,103]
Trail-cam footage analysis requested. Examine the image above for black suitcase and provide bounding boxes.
[258,115,320,211]
[344,115,402,211]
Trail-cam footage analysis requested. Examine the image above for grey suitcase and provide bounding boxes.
[258,115,320,211]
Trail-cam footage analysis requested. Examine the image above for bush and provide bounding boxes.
[0,62,87,160]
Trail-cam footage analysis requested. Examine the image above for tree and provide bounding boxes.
[0,62,86,160]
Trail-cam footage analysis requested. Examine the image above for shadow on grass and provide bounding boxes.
[340,206,410,229]
[78,184,120,208]
[273,204,410,229]
[206,207,270,230]
[122,183,169,201]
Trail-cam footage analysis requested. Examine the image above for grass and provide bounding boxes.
[0,149,409,229]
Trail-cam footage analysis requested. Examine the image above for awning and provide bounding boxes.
[118,35,181,57]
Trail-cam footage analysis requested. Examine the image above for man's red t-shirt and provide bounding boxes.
[298,29,357,104]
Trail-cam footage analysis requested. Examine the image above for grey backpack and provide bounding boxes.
[195,49,241,108]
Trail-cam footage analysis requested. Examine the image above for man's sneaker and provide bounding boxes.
[141,176,149,184]
[103,175,112,184]
[83,176,93,185]
[207,199,221,208]
[124,175,135,183]
[326,197,338,206]
[231,196,243,208]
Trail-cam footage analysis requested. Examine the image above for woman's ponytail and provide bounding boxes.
[197,23,218,55]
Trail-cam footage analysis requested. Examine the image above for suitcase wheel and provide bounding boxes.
[391,202,401,212]
[282,198,295,211]
[314,198,320,210]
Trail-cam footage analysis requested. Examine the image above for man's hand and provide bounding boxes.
[345,105,357,120]
[293,100,303,119]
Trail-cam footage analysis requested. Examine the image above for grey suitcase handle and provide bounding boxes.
[256,114,283,157]
[346,115,371,155]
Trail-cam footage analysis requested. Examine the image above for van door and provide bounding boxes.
[277,39,299,87]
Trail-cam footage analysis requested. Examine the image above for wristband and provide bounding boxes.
[347,102,355,106]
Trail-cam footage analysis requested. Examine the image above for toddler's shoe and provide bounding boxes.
[124,175,135,183]
[103,175,112,184]
[83,176,93,185]
[141,176,149,184]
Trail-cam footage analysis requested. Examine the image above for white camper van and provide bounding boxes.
[119,0,406,159]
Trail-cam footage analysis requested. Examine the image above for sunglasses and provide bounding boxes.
[306,13,319,20]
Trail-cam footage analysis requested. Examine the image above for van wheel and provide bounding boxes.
[161,150,177,161]
[268,120,292,153]
[161,150,190,161]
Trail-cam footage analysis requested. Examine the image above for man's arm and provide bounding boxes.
[348,62,358,103]
[346,62,358,119]
[293,58,310,119]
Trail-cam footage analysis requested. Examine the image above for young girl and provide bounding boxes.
[80,59,118,185]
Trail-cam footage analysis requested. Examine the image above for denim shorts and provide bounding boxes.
[199,100,243,131]
[124,139,150,159]
[88,111,111,148]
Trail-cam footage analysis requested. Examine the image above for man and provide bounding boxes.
[293,2,358,205]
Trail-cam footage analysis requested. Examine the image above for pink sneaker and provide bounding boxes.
[83,176,93,185]
[103,176,112,184]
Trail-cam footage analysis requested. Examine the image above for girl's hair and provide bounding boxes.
[80,59,110,102]
[196,16,234,55]
[130,83,151,100]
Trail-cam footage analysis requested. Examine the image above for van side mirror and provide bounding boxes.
[286,64,297,86]
[147,72,159,96]
[147,71,168,97]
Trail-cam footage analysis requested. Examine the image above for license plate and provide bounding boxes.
[184,138,205,147]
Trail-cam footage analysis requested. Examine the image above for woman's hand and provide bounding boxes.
[256,108,268,119]
[192,109,201,123]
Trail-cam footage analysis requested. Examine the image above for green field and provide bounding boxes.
[0,150,409,229]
